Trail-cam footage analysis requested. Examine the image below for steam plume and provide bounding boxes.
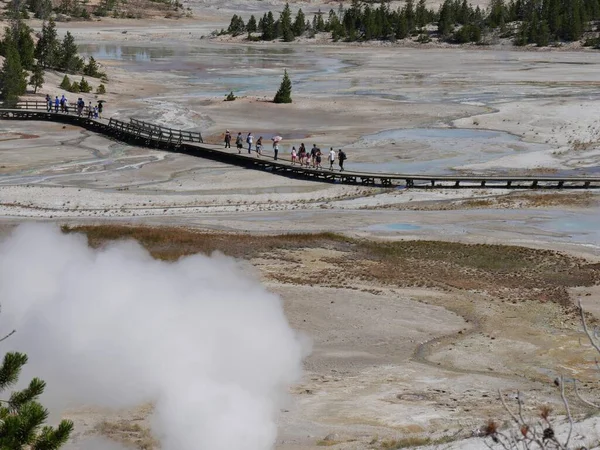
[0,223,307,450]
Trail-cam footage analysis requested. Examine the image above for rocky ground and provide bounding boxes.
[2,6,600,449]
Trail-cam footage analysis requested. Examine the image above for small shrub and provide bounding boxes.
[69,82,80,93]
[96,83,106,94]
[224,91,236,101]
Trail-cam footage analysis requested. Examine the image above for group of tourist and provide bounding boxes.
[45,94,104,119]
[224,130,348,171]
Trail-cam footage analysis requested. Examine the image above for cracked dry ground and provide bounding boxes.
[62,225,600,449]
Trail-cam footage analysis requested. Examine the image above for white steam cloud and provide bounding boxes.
[0,223,308,450]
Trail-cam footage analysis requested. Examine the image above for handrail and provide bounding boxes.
[1,104,599,189]
[130,117,203,143]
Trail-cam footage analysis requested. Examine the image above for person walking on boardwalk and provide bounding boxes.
[291,146,297,165]
[328,148,336,170]
[310,144,318,168]
[77,98,84,116]
[87,102,93,118]
[54,96,59,113]
[315,148,322,169]
[97,101,103,119]
[60,95,66,113]
[246,132,253,154]
[273,140,279,160]
[236,132,243,153]
[224,130,231,148]
[45,94,52,112]
[338,149,347,172]
[256,136,263,157]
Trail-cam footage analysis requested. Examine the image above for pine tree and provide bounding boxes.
[83,55,99,76]
[0,20,35,71]
[0,351,73,448]
[14,21,35,70]
[0,38,27,107]
[96,83,106,94]
[227,14,245,36]
[59,74,71,90]
[437,0,454,35]
[395,9,409,38]
[262,11,276,40]
[246,15,257,33]
[59,31,83,73]
[293,7,306,36]
[34,19,59,69]
[78,76,91,93]
[405,0,415,33]
[416,0,428,28]
[273,69,292,104]
[29,62,44,93]
[536,19,551,45]
[280,3,294,41]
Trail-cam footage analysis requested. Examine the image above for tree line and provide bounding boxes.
[0,13,106,107]
[224,0,600,47]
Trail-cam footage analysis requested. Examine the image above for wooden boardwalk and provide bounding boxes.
[1,101,600,190]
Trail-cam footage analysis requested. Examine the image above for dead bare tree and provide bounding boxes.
[482,300,599,450]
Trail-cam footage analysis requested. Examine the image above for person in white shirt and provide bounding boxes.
[328,148,336,170]
[246,132,253,154]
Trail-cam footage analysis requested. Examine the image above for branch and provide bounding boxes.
[579,299,600,355]
[498,390,521,425]
[0,329,16,344]
[573,379,600,409]
[560,375,573,449]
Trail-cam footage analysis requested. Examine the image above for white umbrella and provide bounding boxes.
[271,136,283,143]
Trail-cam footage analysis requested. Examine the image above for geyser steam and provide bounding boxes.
[0,224,307,450]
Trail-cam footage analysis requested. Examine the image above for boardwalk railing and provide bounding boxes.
[1,102,600,189]
[130,118,203,143]
[6,100,96,117]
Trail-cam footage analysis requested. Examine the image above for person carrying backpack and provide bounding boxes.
[236,132,243,153]
[338,149,347,172]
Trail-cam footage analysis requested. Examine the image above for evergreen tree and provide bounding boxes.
[59,31,83,73]
[0,20,35,71]
[83,56,100,77]
[536,19,551,45]
[280,2,294,41]
[34,19,59,69]
[29,62,44,93]
[293,8,306,36]
[0,38,27,107]
[273,69,292,104]
[78,76,91,93]
[395,9,409,38]
[405,0,415,33]
[59,74,71,90]
[487,0,507,28]
[262,11,276,40]
[315,10,326,31]
[438,0,454,35]
[14,21,35,70]
[0,351,73,448]
[246,15,257,33]
[227,14,245,36]
[416,0,428,28]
